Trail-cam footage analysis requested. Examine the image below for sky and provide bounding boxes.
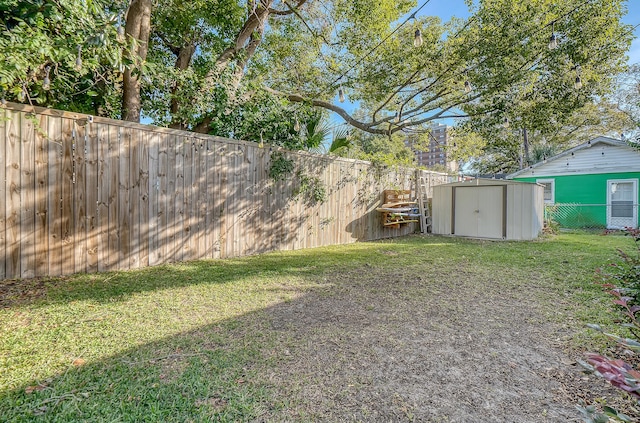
[329,0,640,128]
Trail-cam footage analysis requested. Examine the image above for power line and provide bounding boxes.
[319,0,434,98]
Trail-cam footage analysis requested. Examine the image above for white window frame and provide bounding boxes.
[607,178,638,229]
[537,179,555,204]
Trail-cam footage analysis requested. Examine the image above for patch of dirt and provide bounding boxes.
[157,356,189,384]
[195,396,228,411]
[0,278,54,308]
[254,264,634,422]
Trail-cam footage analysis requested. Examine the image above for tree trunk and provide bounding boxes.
[169,44,196,129]
[122,0,152,122]
[522,128,530,167]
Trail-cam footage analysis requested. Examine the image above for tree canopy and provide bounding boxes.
[0,0,634,162]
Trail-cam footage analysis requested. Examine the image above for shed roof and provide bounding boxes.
[436,178,541,188]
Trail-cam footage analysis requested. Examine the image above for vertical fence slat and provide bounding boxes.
[212,141,223,259]
[254,147,265,254]
[73,122,86,273]
[219,145,229,258]
[174,136,184,262]
[97,123,110,273]
[139,130,150,268]
[118,127,131,270]
[245,145,255,256]
[204,140,215,258]
[34,114,49,277]
[0,108,7,280]
[73,120,86,274]
[230,147,239,256]
[47,116,62,276]
[158,133,169,263]
[129,128,140,269]
[181,138,191,260]
[60,118,75,275]
[107,125,120,272]
[20,113,36,278]
[197,139,206,260]
[148,131,160,266]
[6,111,21,279]
[86,120,99,273]
[239,145,248,256]
[166,134,177,262]
[192,139,200,260]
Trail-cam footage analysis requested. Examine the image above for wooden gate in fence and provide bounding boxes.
[0,103,449,279]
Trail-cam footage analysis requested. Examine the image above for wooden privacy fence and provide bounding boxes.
[0,103,450,279]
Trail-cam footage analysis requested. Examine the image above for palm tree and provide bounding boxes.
[302,115,352,155]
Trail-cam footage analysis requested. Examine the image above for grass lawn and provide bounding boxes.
[0,233,634,421]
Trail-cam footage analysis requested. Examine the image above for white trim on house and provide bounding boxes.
[606,178,638,229]
[536,179,555,204]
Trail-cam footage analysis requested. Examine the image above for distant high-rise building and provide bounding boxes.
[405,124,458,172]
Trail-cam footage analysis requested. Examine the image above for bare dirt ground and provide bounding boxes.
[254,261,625,422]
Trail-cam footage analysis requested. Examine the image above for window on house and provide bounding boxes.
[537,179,555,204]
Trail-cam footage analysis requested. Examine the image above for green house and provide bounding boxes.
[507,137,640,229]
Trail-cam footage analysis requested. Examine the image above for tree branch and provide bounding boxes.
[264,86,392,134]
[269,0,308,15]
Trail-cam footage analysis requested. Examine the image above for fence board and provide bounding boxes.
[118,127,131,270]
[166,134,177,262]
[129,128,141,269]
[47,116,62,276]
[19,113,36,278]
[60,118,75,275]
[97,123,110,273]
[5,111,21,279]
[183,138,194,260]
[185,139,198,260]
[232,145,241,257]
[148,131,160,266]
[212,141,223,259]
[73,121,87,274]
[240,146,249,255]
[174,136,185,262]
[0,108,6,280]
[85,121,99,273]
[220,146,229,258]
[245,145,256,256]
[138,130,149,268]
[197,139,207,260]
[158,133,169,263]
[204,140,215,258]
[34,114,49,277]
[107,125,120,271]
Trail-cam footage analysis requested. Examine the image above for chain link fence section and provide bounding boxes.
[544,203,639,230]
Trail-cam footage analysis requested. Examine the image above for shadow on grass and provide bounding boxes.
[0,300,292,422]
[0,235,456,309]
[2,232,620,310]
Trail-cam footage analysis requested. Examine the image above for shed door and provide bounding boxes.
[607,179,638,229]
[454,186,504,238]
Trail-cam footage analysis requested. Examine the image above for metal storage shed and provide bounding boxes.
[431,179,544,240]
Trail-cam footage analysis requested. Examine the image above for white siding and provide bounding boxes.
[513,144,640,178]
[432,185,452,235]
[506,184,544,240]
